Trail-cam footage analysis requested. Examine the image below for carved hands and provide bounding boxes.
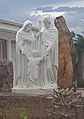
[36,32,42,40]
[20,45,25,54]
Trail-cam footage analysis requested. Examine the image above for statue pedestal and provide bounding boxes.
[0,93,56,119]
[12,85,57,96]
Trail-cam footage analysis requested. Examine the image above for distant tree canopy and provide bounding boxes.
[75,34,84,54]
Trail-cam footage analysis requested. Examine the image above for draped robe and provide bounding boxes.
[15,20,36,87]
[41,24,58,86]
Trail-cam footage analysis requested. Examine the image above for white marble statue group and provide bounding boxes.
[14,16,58,89]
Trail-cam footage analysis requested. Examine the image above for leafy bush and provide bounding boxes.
[77,79,84,88]
[18,107,28,119]
[75,34,84,54]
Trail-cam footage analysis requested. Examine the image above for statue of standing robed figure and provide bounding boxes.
[37,16,58,88]
[12,16,58,95]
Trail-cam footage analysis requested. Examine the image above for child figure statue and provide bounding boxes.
[23,49,47,88]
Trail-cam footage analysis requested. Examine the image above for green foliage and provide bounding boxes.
[19,107,28,119]
[75,34,84,88]
[77,73,84,88]
[75,34,84,54]
[77,79,84,88]
[0,112,3,119]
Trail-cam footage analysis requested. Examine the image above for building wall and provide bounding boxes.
[11,41,16,82]
[0,39,7,60]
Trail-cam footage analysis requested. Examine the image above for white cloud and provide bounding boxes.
[31,10,64,18]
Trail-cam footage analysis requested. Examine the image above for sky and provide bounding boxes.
[0,0,84,34]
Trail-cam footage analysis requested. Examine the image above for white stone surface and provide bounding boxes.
[12,16,58,95]
[12,85,57,96]
[7,40,11,60]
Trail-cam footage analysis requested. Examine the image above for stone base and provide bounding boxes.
[0,92,55,119]
[12,86,57,96]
